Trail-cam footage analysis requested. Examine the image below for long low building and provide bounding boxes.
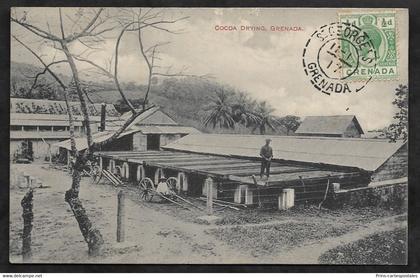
[10,98,121,161]
[93,134,407,206]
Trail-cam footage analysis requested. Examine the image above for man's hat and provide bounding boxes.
[265,138,272,142]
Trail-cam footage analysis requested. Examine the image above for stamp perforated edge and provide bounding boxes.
[336,9,400,82]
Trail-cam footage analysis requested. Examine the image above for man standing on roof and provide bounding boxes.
[260,138,273,179]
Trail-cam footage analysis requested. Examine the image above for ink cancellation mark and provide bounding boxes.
[302,22,378,95]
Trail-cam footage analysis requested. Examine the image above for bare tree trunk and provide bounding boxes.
[21,189,33,262]
[65,188,104,256]
[61,42,93,148]
[60,41,104,255]
[63,91,77,154]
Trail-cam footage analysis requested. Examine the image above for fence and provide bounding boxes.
[330,177,408,209]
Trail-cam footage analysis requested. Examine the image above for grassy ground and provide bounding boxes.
[212,205,401,226]
[208,221,357,257]
[318,227,407,265]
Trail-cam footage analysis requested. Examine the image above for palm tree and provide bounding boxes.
[277,115,301,135]
[253,101,279,135]
[203,89,236,129]
[231,92,260,128]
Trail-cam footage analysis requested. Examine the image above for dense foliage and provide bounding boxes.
[319,228,407,264]
[384,85,408,142]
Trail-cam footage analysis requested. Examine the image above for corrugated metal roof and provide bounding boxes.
[295,115,364,135]
[121,107,160,121]
[121,107,178,129]
[163,134,405,171]
[11,119,83,126]
[137,126,200,134]
[10,131,71,139]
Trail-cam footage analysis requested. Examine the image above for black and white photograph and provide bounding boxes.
[8,7,408,265]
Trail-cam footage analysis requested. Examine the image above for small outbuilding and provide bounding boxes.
[295,115,364,138]
[54,107,200,162]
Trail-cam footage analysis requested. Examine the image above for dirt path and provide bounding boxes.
[10,163,248,263]
[258,214,406,264]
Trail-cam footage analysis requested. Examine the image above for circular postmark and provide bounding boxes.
[302,22,378,95]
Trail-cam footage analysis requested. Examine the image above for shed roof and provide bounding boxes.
[295,115,364,135]
[137,125,200,134]
[11,131,71,140]
[53,129,138,151]
[121,107,178,128]
[163,134,405,172]
[94,150,359,186]
[54,125,200,151]
[10,119,83,127]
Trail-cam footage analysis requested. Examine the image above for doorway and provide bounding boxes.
[21,140,34,161]
[147,134,160,150]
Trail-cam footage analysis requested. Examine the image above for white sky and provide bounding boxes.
[11,8,409,130]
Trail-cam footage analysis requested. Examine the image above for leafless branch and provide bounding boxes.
[73,55,114,79]
[59,8,66,39]
[11,17,61,41]
[12,34,77,154]
[28,60,68,94]
[65,8,104,42]
[12,35,67,90]
[113,22,138,112]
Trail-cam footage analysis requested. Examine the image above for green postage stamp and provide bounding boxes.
[339,11,398,80]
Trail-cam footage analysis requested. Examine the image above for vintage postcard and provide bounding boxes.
[9,7,408,264]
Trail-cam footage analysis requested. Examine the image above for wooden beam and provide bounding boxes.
[191,162,261,171]
[95,150,165,157]
[214,165,316,176]
[109,154,208,163]
[229,170,360,186]
[142,161,222,178]
[159,158,244,167]
[264,171,352,182]
[95,151,180,159]
[141,155,228,163]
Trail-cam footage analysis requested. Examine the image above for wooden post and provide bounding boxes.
[21,189,33,262]
[23,173,30,188]
[136,165,144,181]
[278,188,295,210]
[67,150,71,168]
[206,177,213,215]
[123,162,129,180]
[117,190,125,242]
[48,145,52,165]
[100,103,106,131]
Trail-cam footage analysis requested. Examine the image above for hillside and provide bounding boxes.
[10,61,288,135]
